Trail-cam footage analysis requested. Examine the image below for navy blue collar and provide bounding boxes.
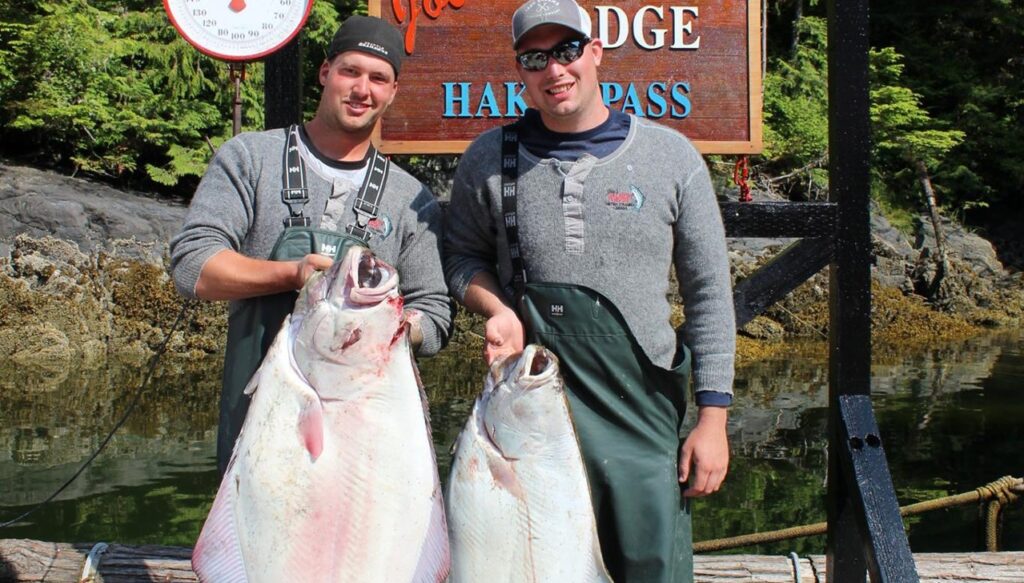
[518,108,630,162]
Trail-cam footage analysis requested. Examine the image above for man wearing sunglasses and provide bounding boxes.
[444,0,735,581]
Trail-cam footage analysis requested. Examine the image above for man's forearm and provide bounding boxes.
[461,271,516,318]
[194,249,309,301]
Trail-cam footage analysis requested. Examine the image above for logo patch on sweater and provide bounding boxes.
[605,186,645,211]
[367,216,393,239]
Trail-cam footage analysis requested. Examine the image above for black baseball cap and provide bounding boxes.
[327,15,404,77]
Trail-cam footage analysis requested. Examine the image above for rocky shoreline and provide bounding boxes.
[1,162,1021,368]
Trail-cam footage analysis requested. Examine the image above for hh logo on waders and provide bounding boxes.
[319,243,338,257]
[549,303,565,317]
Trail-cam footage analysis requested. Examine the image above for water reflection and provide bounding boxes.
[1,334,1021,553]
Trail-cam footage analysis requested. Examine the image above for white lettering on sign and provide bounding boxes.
[595,5,700,50]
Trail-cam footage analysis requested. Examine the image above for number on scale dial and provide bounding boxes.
[164,0,314,62]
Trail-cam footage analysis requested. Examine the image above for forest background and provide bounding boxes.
[0,0,1021,267]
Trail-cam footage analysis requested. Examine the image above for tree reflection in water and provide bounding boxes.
[1,333,1021,552]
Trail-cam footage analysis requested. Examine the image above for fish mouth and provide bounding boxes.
[324,247,398,306]
[513,345,559,389]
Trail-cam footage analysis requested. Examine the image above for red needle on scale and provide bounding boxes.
[229,0,246,12]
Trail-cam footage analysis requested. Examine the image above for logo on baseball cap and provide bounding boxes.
[512,0,593,48]
[327,15,404,77]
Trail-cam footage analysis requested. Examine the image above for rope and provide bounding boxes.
[978,475,1020,552]
[0,301,193,530]
[694,475,1022,553]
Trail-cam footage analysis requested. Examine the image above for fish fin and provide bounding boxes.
[242,368,260,396]
[411,484,451,583]
[193,474,249,582]
[297,398,325,461]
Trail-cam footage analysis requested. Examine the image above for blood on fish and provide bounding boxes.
[340,328,362,350]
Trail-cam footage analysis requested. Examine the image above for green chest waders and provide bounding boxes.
[217,126,391,475]
[502,125,693,583]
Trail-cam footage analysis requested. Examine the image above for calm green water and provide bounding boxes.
[1,332,1021,556]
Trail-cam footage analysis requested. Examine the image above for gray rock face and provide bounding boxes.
[913,215,1004,278]
[0,162,187,261]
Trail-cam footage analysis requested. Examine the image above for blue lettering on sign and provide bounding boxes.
[600,81,692,118]
[622,83,644,115]
[646,82,668,117]
[505,82,527,117]
[601,82,623,106]
[442,82,472,118]
[670,82,691,118]
[445,81,693,119]
[444,82,527,118]
[475,84,501,117]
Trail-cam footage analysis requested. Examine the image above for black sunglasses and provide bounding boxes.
[516,37,590,72]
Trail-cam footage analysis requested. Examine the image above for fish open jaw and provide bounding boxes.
[318,248,399,308]
[515,345,559,389]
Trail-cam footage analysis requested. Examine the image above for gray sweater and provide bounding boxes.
[169,128,452,356]
[444,115,735,398]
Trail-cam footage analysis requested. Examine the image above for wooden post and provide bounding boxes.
[264,35,304,130]
[825,0,918,580]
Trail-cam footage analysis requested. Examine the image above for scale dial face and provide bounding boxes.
[164,0,314,62]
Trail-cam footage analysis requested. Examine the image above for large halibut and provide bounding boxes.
[446,345,611,582]
[192,246,449,582]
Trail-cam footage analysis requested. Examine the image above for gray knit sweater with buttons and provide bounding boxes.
[169,128,452,356]
[444,115,735,399]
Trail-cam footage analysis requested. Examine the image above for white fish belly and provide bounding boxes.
[194,329,448,583]
[446,403,611,583]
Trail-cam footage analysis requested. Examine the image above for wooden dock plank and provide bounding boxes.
[1,539,1022,582]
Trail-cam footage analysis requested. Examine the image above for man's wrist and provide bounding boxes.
[695,404,728,426]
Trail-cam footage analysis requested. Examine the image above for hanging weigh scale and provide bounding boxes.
[164,0,315,135]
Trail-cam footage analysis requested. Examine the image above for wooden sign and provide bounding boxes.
[370,1,762,154]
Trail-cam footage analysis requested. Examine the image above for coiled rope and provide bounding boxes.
[694,475,1023,553]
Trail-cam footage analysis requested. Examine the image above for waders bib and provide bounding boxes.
[217,126,391,475]
[503,126,693,583]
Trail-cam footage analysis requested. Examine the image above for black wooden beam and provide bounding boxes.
[826,0,918,580]
[721,201,837,238]
[838,396,919,582]
[264,36,304,130]
[733,237,834,328]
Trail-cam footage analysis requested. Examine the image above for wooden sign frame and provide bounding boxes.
[369,1,762,155]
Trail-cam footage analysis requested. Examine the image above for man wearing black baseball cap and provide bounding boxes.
[171,14,452,477]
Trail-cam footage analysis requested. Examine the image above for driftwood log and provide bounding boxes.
[1,539,1022,582]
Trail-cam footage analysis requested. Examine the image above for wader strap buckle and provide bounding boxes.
[345,148,391,242]
[284,216,311,228]
[281,187,309,216]
[281,124,310,228]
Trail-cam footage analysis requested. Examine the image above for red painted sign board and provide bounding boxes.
[370,1,762,154]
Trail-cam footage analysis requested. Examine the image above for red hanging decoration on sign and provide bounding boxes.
[733,155,752,202]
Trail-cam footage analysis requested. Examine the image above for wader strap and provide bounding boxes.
[281,124,310,228]
[345,148,391,242]
[279,125,391,241]
[501,123,528,295]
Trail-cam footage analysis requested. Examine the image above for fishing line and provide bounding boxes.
[0,300,194,530]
